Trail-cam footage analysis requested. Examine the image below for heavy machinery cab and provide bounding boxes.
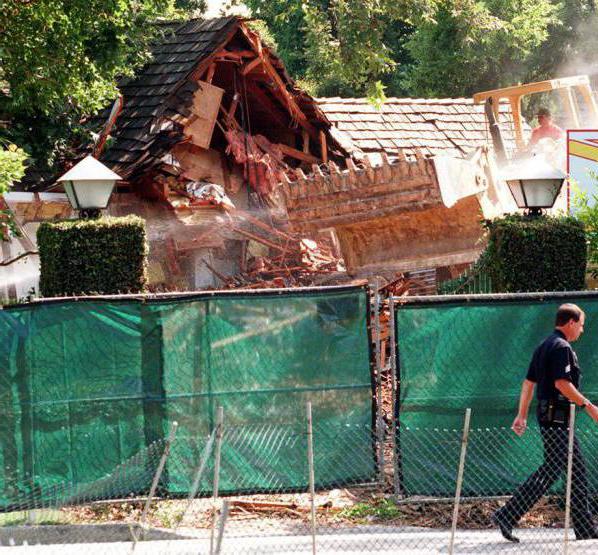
[473,75,598,155]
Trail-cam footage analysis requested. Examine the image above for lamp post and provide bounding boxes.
[57,155,121,219]
[502,158,567,216]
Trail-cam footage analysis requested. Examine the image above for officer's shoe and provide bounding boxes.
[492,511,520,543]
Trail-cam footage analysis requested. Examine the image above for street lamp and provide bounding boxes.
[501,157,566,216]
[57,155,121,219]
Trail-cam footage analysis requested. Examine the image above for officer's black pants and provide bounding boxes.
[498,426,595,538]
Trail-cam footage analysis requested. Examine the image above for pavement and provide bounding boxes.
[0,524,596,553]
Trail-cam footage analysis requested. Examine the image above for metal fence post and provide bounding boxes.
[135,420,178,542]
[210,406,225,555]
[214,500,230,555]
[389,296,400,496]
[448,408,472,555]
[564,404,576,555]
[174,428,216,534]
[307,401,317,555]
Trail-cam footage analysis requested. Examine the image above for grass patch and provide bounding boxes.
[0,509,70,526]
[338,498,402,522]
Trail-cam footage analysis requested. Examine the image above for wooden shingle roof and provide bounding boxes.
[317,97,524,161]
[96,16,241,179]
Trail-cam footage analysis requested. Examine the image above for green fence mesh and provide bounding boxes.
[0,285,374,508]
[394,293,598,496]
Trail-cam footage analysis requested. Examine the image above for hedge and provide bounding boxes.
[485,214,586,292]
[38,216,148,297]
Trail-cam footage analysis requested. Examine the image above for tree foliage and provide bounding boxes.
[0,144,27,195]
[0,0,200,185]
[403,0,559,97]
[245,0,596,100]
[244,0,432,97]
[572,173,598,277]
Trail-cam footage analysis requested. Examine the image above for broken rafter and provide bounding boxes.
[230,226,288,252]
[226,206,295,242]
[213,49,255,61]
[228,92,241,120]
[205,63,216,84]
[241,56,263,76]
[203,258,235,285]
[238,22,320,142]
[278,143,319,165]
[244,79,289,128]
[319,130,328,164]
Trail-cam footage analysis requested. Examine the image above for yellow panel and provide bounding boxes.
[569,139,598,163]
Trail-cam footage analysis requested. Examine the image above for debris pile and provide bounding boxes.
[218,214,347,289]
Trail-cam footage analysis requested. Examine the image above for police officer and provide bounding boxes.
[493,303,598,542]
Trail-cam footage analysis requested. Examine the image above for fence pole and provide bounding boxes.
[373,279,385,482]
[214,500,230,555]
[307,401,317,555]
[174,428,216,534]
[564,404,576,555]
[448,408,472,555]
[135,420,178,542]
[389,296,400,496]
[210,406,225,555]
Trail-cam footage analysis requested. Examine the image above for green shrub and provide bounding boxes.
[485,214,586,292]
[572,178,598,277]
[38,216,148,297]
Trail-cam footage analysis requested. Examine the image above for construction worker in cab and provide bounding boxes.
[529,108,564,148]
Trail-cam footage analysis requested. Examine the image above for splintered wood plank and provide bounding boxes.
[184,80,225,149]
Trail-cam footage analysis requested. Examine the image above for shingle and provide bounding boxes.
[318,96,523,159]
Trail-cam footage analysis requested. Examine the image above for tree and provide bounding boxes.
[401,0,560,98]
[0,0,200,186]
[243,0,433,97]
[526,1,598,81]
[0,144,26,195]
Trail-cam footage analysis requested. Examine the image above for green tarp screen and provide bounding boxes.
[395,293,598,497]
[0,285,374,508]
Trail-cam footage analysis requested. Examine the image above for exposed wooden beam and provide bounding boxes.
[302,130,309,153]
[241,57,263,76]
[206,63,216,84]
[238,22,320,141]
[278,143,319,164]
[319,130,328,164]
[213,49,256,61]
[228,92,241,120]
[244,80,289,128]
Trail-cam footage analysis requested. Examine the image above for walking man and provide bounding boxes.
[493,303,598,542]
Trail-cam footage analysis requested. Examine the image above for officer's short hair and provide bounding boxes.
[555,304,584,326]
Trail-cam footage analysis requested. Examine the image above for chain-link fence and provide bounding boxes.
[5,289,598,552]
[2,404,598,553]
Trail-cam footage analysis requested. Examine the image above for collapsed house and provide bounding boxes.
[2,17,524,301]
[2,16,349,299]
[283,98,520,282]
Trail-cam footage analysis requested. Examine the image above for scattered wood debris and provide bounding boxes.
[196,206,351,289]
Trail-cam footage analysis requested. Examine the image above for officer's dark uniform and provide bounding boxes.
[496,329,596,539]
